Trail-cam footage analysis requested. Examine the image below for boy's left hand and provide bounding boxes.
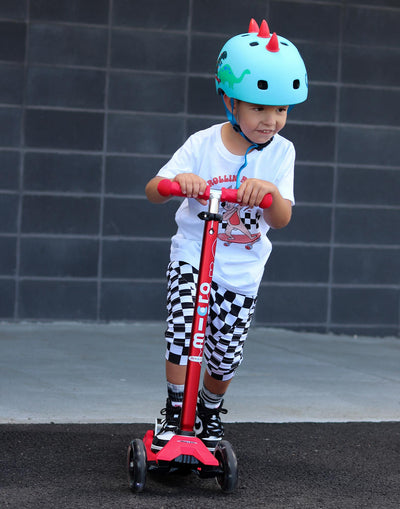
[237,178,292,229]
[236,178,276,208]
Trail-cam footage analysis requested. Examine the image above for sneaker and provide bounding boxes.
[194,398,228,451]
[151,398,181,452]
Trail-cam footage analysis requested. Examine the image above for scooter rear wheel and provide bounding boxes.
[214,440,238,493]
[127,439,147,493]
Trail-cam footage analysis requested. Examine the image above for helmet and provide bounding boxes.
[215,19,308,106]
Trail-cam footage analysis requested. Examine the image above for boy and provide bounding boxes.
[145,19,308,452]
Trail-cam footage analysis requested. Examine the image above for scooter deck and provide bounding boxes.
[143,429,222,479]
[144,430,219,466]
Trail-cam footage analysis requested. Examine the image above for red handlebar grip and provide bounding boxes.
[220,188,237,203]
[221,188,273,209]
[158,179,180,196]
[157,179,210,200]
[259,193,273,209]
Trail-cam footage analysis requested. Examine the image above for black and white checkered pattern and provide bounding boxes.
[165,261,257,381]
[165,262,198,365]
[221,209,261,233]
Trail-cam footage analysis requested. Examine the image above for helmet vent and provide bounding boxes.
[293,79,300,89]
[258,80,268,90]
[250,42,259,47]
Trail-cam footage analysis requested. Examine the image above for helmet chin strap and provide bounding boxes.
[221,96,273,188]
[232,123,273,151]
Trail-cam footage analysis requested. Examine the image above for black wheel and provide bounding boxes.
[127,439,147,493]
[214,440,238,493]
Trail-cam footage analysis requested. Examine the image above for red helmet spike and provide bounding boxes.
[257,19,271,38]
[266,32,279,52]
[248,18,259,33]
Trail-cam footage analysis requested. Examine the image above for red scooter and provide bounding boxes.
[127,179,272,493]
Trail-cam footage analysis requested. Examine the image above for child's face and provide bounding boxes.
[234,100,288,144]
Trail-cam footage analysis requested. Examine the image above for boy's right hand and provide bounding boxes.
[173,174,208,205]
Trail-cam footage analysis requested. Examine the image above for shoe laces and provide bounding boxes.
[160,399,181,427]
[198,401,228,433]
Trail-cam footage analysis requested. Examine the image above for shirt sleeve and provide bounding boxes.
[157,136,196,179]
[275,143,295,206]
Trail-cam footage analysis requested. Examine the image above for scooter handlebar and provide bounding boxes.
[220,187,273,209]
[157,179,210,200]
[157,179,273,209]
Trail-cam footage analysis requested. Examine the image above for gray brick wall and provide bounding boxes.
[0,0,399,336]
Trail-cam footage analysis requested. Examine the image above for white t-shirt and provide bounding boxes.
[157,123,295,297]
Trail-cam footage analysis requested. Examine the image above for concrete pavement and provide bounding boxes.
[0,322,399,424]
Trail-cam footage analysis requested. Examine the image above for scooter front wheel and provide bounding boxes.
[127,439,147,493]
[214,440,238,493]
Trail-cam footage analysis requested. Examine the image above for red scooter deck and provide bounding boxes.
[143,430,218,466]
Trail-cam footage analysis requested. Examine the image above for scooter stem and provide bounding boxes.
[179,190,222,433]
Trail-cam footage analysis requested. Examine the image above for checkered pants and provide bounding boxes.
[165,261,257,381]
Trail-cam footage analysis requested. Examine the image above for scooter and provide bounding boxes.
[127,178,272,493]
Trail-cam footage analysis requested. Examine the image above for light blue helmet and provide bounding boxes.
[215,19,308,106]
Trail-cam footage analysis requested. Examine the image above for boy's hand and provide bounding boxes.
[173,173,208,205]
[236,178,277,208]
[237,178,292,229]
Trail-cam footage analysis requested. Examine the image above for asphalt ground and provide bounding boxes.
[1,422,399,508]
